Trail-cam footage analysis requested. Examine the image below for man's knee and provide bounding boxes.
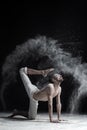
[19,67,27,75]
[28,116,36,120]
[28,114,36,120]
[19,68,24,75]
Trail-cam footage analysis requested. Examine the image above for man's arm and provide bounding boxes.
[27,67,54,76]
[48,86,60,123]
[47,85,59,123]
[48,94,53,122]
[56,87,62,121]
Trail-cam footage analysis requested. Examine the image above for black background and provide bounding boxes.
[0,1,86,113]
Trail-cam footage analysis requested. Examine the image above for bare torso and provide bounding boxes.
[33,83,61,101]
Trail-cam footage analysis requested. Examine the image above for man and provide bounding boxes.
[9,67,63,123]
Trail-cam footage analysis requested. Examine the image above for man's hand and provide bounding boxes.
[50,119,61,123]
[42,68,54,77]
[50,119,66,123]
[58,119,66,121]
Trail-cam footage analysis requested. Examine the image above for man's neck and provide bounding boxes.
[54,82,60,88]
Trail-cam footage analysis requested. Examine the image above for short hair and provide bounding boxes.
[48,72,59,82]
[48,71,63,83]
[52,73,62,78]
[48,70,61,78]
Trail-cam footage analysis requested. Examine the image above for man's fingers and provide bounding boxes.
[51,120,61,123]
[50,68,54,71]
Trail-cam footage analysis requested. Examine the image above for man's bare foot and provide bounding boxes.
[42,68,54,77]
[8,109,18,118]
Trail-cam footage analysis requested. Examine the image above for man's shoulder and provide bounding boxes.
[58,86,61,93]
[47,83,54,89]
[46,83,54,94]
[48,83,54,86]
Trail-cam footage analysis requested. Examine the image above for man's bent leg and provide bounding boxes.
[19,67,32,97]
[19,67,39,119]
[8,109,29,119]
[28,97,38,119]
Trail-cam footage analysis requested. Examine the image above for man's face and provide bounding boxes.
[52,74,63,83]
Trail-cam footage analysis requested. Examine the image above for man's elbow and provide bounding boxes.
[48,102,52,109]
[56,103,61,107]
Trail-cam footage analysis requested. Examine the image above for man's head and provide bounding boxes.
[51,73,63,83]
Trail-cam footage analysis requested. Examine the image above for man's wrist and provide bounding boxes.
[41,70,45,76]
[50,119,53,122]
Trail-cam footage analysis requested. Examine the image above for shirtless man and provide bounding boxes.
[9,67,63,123]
